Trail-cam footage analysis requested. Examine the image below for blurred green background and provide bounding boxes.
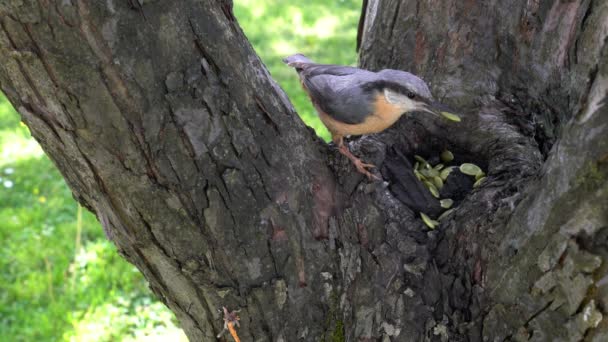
[0,1,360,341]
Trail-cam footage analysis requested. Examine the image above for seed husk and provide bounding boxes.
[433,176,444,189]
[437,209,455,221]
[421,168,439,178]
[440,150,454,162]
[440,166,455,180]
[460,163,483,176]
[414,155,430,169]
[473,176,486,188]
[440,111,461,122]
[424,181,440,198]
[433,163,445,171]
[414,169,424,181]
[420,212,439,229]
[440,198,453,209]
[414,161,420,170]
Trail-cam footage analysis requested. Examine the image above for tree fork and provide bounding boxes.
[1,0,607,341]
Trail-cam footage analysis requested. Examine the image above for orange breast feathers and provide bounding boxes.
[317,93,405,137]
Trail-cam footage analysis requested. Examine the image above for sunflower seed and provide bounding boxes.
[460,163,483,176]
[421,168,439,178]
[414,169,424,181]
[424,181,440,198]
[440,166,455,180]
[437,209,455,221]
[433,176,444,189]
[440,150,454,162]
[420,212,439,229]
[440,198,453,209]
[440,111,462,122]
[473,177,486,187]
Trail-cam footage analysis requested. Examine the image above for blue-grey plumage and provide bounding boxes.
[284,54,436,127]
[283,53,440,179]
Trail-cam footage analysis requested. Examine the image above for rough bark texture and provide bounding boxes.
[0,1,606,341]
[357,0,608,340]
[0,1,336,340]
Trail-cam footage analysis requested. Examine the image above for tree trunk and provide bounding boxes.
[1,1,606,341]
[357,0,608,341]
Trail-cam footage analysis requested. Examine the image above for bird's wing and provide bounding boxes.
[299,64,377,125]
[300,64,361,77]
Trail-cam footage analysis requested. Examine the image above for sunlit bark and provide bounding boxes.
[1,0,606,340]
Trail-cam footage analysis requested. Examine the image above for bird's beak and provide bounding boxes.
[418,101,445,117]
[420,101,461,121]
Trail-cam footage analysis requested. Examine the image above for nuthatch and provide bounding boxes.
[284,54,444,179]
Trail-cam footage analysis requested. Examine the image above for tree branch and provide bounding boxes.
[0,1,336,340]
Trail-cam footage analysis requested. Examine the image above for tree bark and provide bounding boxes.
[0,1,606,341]
[357,0,608,341]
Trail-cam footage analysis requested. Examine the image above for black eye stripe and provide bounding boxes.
[363,81,423,100]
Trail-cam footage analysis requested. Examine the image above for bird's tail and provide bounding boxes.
[283,54,313,71]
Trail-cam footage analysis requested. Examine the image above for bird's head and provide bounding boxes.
[376,69,444,117]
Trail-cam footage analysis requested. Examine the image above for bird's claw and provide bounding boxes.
[336,141,381,180]
[354,160,380,180]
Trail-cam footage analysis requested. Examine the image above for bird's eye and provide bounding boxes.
[406,91,416,99]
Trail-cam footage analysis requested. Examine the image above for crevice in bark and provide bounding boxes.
[573,0,595,65]
[386,1,401,42]
[21,102,65,144]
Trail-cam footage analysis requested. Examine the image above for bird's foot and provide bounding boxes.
[336,139,381,180]
[353,159,380,180]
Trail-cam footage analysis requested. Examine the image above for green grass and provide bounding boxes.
[0,94,187,341]
[0,1,360,340]
[235,0,362,141]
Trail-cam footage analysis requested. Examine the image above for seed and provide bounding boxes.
[475,171,486,181]
[414,155,429,169]
[440,111,461,122]
[437,209,455,221]
[420,212,439,229]
[440,150,454,162]
[421,168,439,178]
[440,198,453,209]
[460,163,483,176]
[424,181,440,198]
[433,176,444,189]
[414,161,420,170]
[473,177,486,187]
[414,169,424,181]
[440,166,455,180]
[433,163,445,171]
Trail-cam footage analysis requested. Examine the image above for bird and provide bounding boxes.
[283,53,444,179]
